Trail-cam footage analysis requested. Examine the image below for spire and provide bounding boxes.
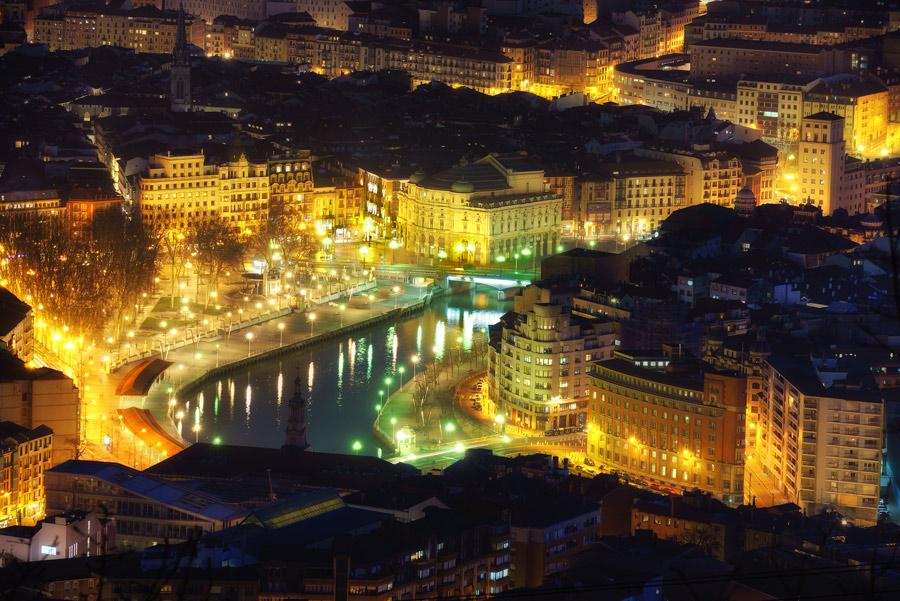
[174,3,188,67]
[283,368,309,450]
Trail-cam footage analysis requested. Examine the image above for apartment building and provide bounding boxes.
[803,77,889,157]
[756,354,884,524]
[600,156,687,239]
[34,6,199,54]
[0,287,33,362]
[489,293,617,434]
[268,151,314,227]
[690,38,833,81]
[798,112,845,215]
[397,153,562,266]
[635,145,743,208]
[587,346,747,504]
[0,351,79,467]
[138,151,269,236]
[0,421,53,527]
[735,77,806,148]
[296,0,353,30]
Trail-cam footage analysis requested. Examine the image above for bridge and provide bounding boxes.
[310,260,535,291]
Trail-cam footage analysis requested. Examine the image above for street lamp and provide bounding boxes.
[278,322,285,347]
[521,247,534,272]
[308,312,317,335]
[339,303,346,327]
[440,421,456,444]
[359,245,370,266]
[352,440,363,455]
[398,365,406,387]
[192,423,201,443]
[245,331,254,356]
[411,354,420,378]
[384,376,393,398]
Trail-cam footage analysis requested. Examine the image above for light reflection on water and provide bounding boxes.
[191,291,508,454]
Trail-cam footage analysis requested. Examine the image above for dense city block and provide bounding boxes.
[3,1,900,600]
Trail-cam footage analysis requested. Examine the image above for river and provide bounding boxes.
[175,288,510,455]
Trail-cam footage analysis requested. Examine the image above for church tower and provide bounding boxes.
[169,4,191,112]
[283,373,309,450]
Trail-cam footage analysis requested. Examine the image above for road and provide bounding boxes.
[391,432,586,472]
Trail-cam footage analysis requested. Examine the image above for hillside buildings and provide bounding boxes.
[587,346,748,504]
[0,421,53,527]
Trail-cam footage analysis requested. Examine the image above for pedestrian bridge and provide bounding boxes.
[446,273,530,290]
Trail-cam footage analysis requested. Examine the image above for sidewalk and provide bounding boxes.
[376,350,493,456]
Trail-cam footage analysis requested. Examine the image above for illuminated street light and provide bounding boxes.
[308,312,317,335]
[245,331,254,356]
[278,322,285,347]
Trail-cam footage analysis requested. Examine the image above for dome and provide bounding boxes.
[861,213,883,229]
[733,186,757,216]
[451,179,474,193]
[408,170,426,184]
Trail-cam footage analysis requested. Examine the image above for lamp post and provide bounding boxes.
[192,423,201,443]
[339,303,346,327]
[398,365,406,387]
[384,376,393,398]
[390,416,397,441]
[521,247,533,272]
[411,354,420,378]
[440,421,456,444]
[245,332,254,356]
[513,252,520,272]
[278,322,285,347]
[359,245,370,266]
[308,312,317,336]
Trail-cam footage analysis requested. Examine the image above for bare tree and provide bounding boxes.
[191,219,243,308]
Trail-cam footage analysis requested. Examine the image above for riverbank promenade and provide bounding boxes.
[81,282,433,468]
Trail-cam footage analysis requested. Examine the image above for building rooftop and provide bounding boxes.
[145,443,418,490]
[48,460,249,523]
[0,287,31,338]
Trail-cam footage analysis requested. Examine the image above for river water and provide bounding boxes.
[178,289,509,455]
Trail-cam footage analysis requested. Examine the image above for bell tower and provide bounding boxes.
[169,4,191,112]
[283,371,309,450]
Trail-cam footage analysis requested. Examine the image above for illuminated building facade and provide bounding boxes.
[358,166,410,239]
[636,146,743,208]
[397,154,562,266]
[602,157,686,239]
[690,39,831,81]
[587,347,747,504]
[296,0,353,30]
[0,421,53,527]
[310,167,364,241]
[756,355,884,524]
[0,353,80,467]
[268,152,314,228]
[798,112,845,215]
[137,152,269,236]
[489,297,617,434]
[33,6,199,54]
[736,78,805,149]
[802,78,889,157]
